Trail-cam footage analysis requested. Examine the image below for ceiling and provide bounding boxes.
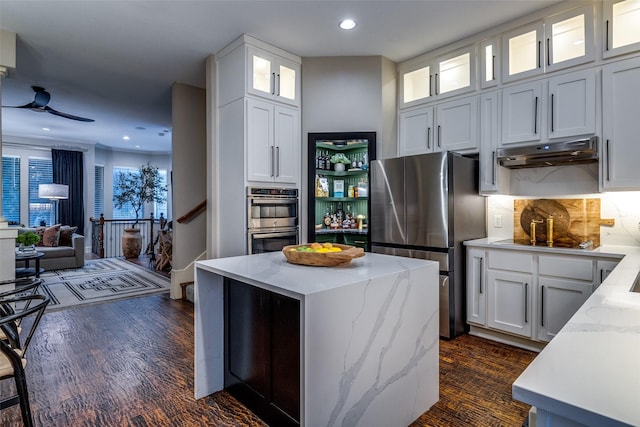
[0,0,562,154]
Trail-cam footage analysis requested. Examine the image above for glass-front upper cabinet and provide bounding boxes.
[503,5,594,82]
[480,39,498,88]
[399,45,475,108]
[545,4,595,72]
[502,22,543,82]
[604,0,640,58]
[248,46,300,107]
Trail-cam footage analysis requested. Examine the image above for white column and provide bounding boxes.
[0,30,18,283]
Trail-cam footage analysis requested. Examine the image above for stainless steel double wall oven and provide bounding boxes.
[247,187,299,254]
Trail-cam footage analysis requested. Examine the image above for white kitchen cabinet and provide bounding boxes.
[479,91,509,194]
[487,269,533,338]
[247,46,300,107]
[466,248,487,326]
[247,98,299,185]
[399,45,475,108]
[537,254,593,342]
[603,0,640,59]
[547,69,597,139]
[537,276,591,342]
[502,5,594,82]
[399,96,478,156]
[480,38,499,89]
[501,69,595,146]
[596,258,620,287]
[501,81,543,145]
[602,56,640,191]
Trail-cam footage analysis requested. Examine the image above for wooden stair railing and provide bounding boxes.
[177,200,206,224]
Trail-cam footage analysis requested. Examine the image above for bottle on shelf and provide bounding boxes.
[323,205,332,228]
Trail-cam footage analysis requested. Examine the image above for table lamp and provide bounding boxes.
[39,183,68,225]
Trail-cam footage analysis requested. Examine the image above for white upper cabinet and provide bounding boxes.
[480,38,499,89]
[399,95,478,156]
[603,0,640,58]
[547,69,597,139]
[502,22,544,83]
[544,5,595,72]
[479,91,509,194]
[602,56,640,191]
[501,81,543,145]
[399,45,475,108]
[502,5,594,82]
[248,46,300,107]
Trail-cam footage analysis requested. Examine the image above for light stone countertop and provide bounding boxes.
[465,238,640,426]
[195,250,434,298]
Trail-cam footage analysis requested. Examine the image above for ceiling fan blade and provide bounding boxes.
[44,106,95,122]
[2,102,39,109]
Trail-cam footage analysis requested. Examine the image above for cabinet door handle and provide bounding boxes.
[271,73,276,95]
[606,139,611,181]
[429,74,433,97]
[605,20,610,51]
[492,55,496,81]
[540,285,545,327]
[524,282,528,323]
[534,96,539,134]
[492,151,496,185]
[427,127,432,149]
[435,73,439,95]
[437,125,441,148]
[478,257,483,294]
[546,38,551,67]
[276,73,280,96]
[551,93,555,132]
[537,40,542,69]
[275,146,280,177]
[271,146,275,177]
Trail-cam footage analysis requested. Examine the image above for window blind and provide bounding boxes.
[28,157,53,226]
[95,164,104,218]
[2,156,21,223]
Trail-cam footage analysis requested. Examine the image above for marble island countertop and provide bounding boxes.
[465,238,640,426]
[195,250,432,298]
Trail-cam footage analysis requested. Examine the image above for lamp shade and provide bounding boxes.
[39,183,69,200]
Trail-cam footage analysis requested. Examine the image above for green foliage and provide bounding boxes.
[113,163,167,227]
[16,231,40,246]
[330,153,351,164]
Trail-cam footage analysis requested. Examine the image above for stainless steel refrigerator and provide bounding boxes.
[370,151,486,338]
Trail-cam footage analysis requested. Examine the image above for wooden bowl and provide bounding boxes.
[282,243,365,267]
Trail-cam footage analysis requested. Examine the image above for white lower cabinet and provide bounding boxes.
[467,246,602,347]
[537,277,591,342]
[487,269,533,338]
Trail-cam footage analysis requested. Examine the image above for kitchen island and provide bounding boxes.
[194,251,439,426]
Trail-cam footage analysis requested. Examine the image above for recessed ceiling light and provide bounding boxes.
[122,136,130,140]
[135,145,141,148]
[340,19,357,30]
[42,127,50,131]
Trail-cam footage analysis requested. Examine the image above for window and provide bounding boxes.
[153,169,168,220]
[2,156,20,223]
[28,157,53,226]
[112,166,140,219]
[95,165,104,218]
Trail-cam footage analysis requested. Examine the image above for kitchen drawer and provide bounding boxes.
[538,255,593,281]
[343,233,368,249]
[487,250,533,273]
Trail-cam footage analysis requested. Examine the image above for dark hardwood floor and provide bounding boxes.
[0,291,536,426]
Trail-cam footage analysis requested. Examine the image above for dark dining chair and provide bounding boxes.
[0,293,50,427]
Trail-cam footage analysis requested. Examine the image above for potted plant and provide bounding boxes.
[330,153,351,172]
[113,163,167,259]
[16,231,41,252]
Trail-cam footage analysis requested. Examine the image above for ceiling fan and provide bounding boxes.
[3,85,95,122]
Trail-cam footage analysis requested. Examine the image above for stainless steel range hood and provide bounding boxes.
[496,136,599,169]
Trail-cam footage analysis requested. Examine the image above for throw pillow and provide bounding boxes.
[59,225,78,247]
[34,226,46,246]
[42,224,62,247]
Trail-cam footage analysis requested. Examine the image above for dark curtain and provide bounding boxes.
[52,149,84,229]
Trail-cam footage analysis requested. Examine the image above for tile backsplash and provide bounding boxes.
[487,192,640,247]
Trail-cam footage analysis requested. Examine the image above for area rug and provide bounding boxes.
[36,258,170,311]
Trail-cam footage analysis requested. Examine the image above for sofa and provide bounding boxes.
[15,225,85,270]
